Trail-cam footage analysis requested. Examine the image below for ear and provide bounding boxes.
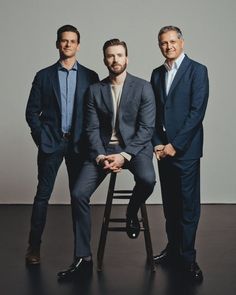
[56,41,59,49]
[77,43,80,52]
[103,57,108,66]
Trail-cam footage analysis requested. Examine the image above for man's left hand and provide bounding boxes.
[104,154,125,172]
[163,143,176,157]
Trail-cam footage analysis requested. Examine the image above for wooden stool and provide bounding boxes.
[97,171,155,272]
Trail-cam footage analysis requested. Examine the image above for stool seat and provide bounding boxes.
[97,171,155,272]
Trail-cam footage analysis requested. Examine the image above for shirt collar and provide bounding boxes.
[164,52,185,71]
[58,61,78,71]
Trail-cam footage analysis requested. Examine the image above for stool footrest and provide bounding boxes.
[109,218,143,223]
[108,227,145,231]
[109,218,126,222]
[108,227,126,231]
[114,190,133,193]
[113,195,132,199]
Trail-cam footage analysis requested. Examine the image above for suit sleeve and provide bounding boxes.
[25,73,43,146]
[150,70,163,147]
[124,82,156,156]
[171,65,209,152]
[85,87,106,159]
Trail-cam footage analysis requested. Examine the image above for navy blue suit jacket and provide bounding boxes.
[151,55,209,160]
[85,73,156,160]
[26,62,99,153]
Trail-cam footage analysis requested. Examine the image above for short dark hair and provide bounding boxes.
[57,24,80,43]
[103,39,128,57]
[158,26,183,44]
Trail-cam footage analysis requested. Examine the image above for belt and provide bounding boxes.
[62,132,72,140]
[109,140,119,145]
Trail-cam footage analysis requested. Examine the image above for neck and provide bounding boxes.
[166,59,175,67]
[60,57,77,70]
[109,71,127,85]
[166,51,184,67]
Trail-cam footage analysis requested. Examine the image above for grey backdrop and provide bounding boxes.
[0,0,235,204]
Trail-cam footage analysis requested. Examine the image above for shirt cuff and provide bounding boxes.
[96,154,106,165]
[154,145,164,152]
[120,152,132,162]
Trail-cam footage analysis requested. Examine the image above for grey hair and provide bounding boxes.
[158,26,183,43]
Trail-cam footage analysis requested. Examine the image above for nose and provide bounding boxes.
[114,55,118,62]
[166,42,172,50]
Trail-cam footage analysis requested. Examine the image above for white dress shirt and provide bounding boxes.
[164,52,185,95]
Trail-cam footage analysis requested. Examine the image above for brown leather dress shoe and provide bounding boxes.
[25,246,40,265]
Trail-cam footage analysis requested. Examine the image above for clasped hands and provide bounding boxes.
[99,154,125,173]
[155,143,176,160]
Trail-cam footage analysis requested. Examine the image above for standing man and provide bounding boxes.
[25,25,99,265]
[57,38,156,280]
[151,26,209,282]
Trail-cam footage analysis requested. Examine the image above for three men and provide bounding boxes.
[57,38,156,280]
[25,25,99,265]
[26,24,209,284]
[151,26,209,282]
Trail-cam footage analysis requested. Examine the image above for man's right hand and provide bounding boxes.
[155,145,165,160]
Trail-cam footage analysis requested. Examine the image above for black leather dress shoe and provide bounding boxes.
[57,258,93,281]
[183,262,203,283]
[126,215,140,239]
[25,246,40,265]
[153,248,170,264]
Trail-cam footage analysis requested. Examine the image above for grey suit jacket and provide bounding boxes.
[85,73,156,160]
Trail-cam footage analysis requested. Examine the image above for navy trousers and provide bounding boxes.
[158,158,201,263]
[29,138,83,247]
[71,145,156,257]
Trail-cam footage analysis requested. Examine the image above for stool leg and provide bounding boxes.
[140,204,156,272]
[97,173,117,271]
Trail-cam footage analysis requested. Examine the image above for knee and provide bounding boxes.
[137,174,156,191]
[34,186,52,203]
[71,188,90,209]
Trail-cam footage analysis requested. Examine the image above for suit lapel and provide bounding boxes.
[100,73,134,124]
[101,77,114,118]
[118,73,134,113]
[159,66,167,103]
[51,63,61,110]
[73,62,85,114]
[167,55,191,97]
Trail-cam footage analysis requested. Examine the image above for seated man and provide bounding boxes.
[58,38,156,280]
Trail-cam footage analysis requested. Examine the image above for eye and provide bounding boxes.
[160,42,167,47]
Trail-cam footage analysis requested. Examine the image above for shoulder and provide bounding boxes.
[152,64,164,74]
[185,56,208,72]
[77,62,98,77]
[151,65,165,80]
[35,63,58,76]
[126,73,151,86]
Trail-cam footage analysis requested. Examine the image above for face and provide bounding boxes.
[159,30,184,62]
[104,45,128,76]
[56,31,80,59]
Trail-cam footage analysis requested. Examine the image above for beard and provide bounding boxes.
[108,62,127,76]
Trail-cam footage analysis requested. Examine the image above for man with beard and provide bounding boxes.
[57,38,156,280]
